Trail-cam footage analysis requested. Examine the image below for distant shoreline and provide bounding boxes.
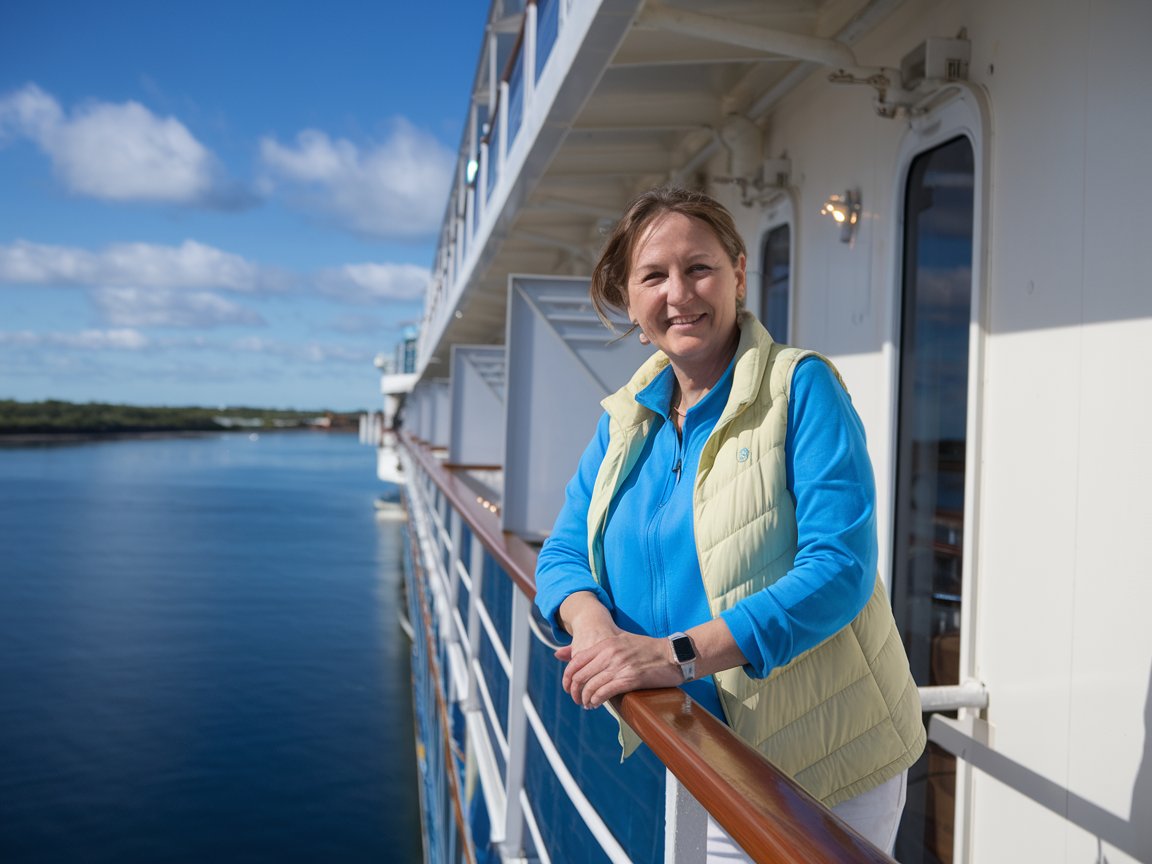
[0,427,356,446]
[0,399,365,442]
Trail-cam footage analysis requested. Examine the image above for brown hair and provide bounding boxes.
[590,185,746,329]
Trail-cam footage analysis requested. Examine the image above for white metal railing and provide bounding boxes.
[402,446,643,863]
[918,680,988,712]
[401,440,906,864]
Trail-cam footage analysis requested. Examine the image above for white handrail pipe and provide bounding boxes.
[918,680,989,712]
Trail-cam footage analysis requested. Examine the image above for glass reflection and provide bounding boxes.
[892,135,975,864]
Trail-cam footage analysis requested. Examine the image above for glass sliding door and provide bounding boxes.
[892,135,975,864]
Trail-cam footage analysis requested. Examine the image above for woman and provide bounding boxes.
[533,186,925,857]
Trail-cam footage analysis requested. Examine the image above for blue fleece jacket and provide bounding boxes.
[533,355,877,720]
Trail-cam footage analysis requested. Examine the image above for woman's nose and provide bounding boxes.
[665,270,693,304]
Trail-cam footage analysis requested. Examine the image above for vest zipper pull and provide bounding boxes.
[672,459,682,478]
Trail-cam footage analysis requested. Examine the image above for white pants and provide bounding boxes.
[705,770,908,861]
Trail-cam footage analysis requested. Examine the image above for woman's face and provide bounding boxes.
[626,211,746,379]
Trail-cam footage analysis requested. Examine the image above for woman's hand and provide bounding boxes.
[554,592,749,709]
[556,630,681,709]
[555,591,678,709]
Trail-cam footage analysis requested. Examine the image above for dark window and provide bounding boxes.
[759,224,790,342]
[892,135,975,864]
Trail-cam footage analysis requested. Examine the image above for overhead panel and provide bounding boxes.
[449,345,507,466]
[502,274,655,540]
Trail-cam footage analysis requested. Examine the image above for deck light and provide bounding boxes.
[820,190,861,243]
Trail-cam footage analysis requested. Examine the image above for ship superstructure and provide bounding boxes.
[376,2,1152,861]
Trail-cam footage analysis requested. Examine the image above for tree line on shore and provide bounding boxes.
[0,399,362,435]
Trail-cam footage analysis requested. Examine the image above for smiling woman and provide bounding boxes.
[535,185,925,861]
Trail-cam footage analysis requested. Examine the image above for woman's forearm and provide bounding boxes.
[683,617,750,679]
[558,590,615,637]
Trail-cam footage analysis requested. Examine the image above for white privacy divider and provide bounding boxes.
[449,345,506,466]
[501,274,654,539]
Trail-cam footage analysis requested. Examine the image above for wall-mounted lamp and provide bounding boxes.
[465,158,479,184]
[820,189,861,243]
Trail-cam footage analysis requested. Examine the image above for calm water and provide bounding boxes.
[0,432,421,863]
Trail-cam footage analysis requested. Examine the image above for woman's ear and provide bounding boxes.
[735,253,747,304]
[631,319,650,345]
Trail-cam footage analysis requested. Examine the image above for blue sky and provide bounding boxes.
[0,1,489,411]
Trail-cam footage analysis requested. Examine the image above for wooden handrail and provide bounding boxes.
[614,690,894,863]
[402,431,538,599]
[399,433,895,863]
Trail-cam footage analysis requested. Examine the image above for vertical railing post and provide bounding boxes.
[466,186,476,247]
[524,1,537,109]
[447,240,457,307]
[454,215,465,277]
[501,590,533,859]
[478,140,490,214]
[464,533,487,711]
[498,80,510,173]
[487,32,499,109]
[448,508,463,622]
[664,770,709,864]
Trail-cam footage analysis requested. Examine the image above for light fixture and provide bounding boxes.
[820,189,861,243]
[465,158,479,184]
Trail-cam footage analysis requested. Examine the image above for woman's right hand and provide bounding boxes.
[554,591,685,709]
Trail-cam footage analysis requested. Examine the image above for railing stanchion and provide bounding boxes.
[501,590,533,858]
[664,770,709,864]
[464,530,486,711]
[524,1,537,109]
[498,80,510,172]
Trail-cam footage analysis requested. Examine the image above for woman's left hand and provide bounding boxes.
[556,632,681,709]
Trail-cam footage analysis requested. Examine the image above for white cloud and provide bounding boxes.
[226,336,372,365]
[92,287,265,328]
[0,84,247,207]
[324,313,395,334]
[0,239,280,293]
[0,328,150,350]
[316,261,429,304]
[259,120,453,239]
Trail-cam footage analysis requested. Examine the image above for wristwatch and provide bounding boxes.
[668,632,697,682]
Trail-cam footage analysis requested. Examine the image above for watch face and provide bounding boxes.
[671,635,695,663]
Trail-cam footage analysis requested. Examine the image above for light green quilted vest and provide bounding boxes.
[587,314,925,807]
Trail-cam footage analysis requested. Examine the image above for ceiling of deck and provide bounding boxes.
[424,0,898,371]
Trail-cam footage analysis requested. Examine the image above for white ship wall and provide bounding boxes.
[401,0,1152,859]
[715,0,1152,860]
